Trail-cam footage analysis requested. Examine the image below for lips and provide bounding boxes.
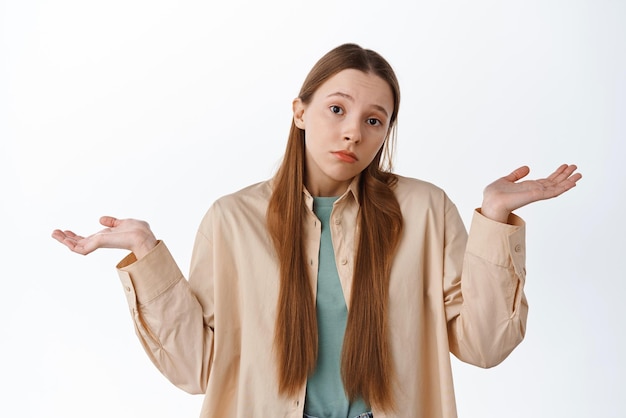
[332,150,358,163]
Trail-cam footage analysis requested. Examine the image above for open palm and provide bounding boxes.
[481,164,582,223]
[51,216,157,258]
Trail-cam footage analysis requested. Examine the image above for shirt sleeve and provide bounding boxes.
[445,206,528,368]
[116,238,214,394]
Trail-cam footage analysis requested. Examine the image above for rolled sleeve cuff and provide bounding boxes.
[467,209,526,277]
[116,240,184,306]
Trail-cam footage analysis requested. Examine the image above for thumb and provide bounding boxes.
[99,216,119,228]
[503,165,530,182]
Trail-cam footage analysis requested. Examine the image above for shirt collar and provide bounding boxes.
[302,175,361,210]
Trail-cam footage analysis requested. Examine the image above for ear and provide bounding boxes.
[292,98,306,129]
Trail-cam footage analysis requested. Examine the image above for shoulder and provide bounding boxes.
[392,174,464,231]
[198,180,272,231]
[393,174,450,205]
[213,180,273,210]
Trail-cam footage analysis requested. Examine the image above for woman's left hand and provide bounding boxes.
[480,164,582,223]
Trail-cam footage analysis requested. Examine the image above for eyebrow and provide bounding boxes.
[326,92,390,118]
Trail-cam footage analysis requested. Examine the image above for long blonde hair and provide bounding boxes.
[266,43,403,411]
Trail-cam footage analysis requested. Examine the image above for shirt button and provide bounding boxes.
[125,286,131,292]
[334,218,341,225]
[514,244,522,253]
[341,258,348,265]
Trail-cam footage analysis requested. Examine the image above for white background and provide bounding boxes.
[1,0,624,417]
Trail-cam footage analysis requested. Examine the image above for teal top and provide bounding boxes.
[304,196,369,418]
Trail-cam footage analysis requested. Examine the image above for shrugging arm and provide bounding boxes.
[117,236,214,394]
[444,206,528,368]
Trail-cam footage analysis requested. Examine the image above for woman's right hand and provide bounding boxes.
[51,216,158,259]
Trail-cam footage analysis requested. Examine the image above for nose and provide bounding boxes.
[343,117,362,144]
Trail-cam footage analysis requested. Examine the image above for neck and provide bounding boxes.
[304,177,353,197]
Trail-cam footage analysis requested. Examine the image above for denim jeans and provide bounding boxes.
[303,413,373,418]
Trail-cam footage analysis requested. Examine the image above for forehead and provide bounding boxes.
[314,69,394,111]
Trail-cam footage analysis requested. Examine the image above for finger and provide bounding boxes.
[100,216,119,227]
[63,230,82,239]
[559,170,582,190]
[542,167,581,198]
[51,229,84,243]
[562,164,580,181]
[52,234,81,252]
[568,172,583,184]
[546,163,568,179]
[51,229,69,243]
[503,166,530,182]
[66,233,104,255]
[51,228,98,254]
[547,164,577,183]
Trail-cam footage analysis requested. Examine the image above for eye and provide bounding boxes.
[329,105,344,115]
[367,118,382,126]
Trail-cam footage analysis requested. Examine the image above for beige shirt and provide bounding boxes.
[117,175,527,418]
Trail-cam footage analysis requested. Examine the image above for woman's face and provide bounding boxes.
[293,69,394,197]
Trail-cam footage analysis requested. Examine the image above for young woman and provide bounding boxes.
[52,43,581,418]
